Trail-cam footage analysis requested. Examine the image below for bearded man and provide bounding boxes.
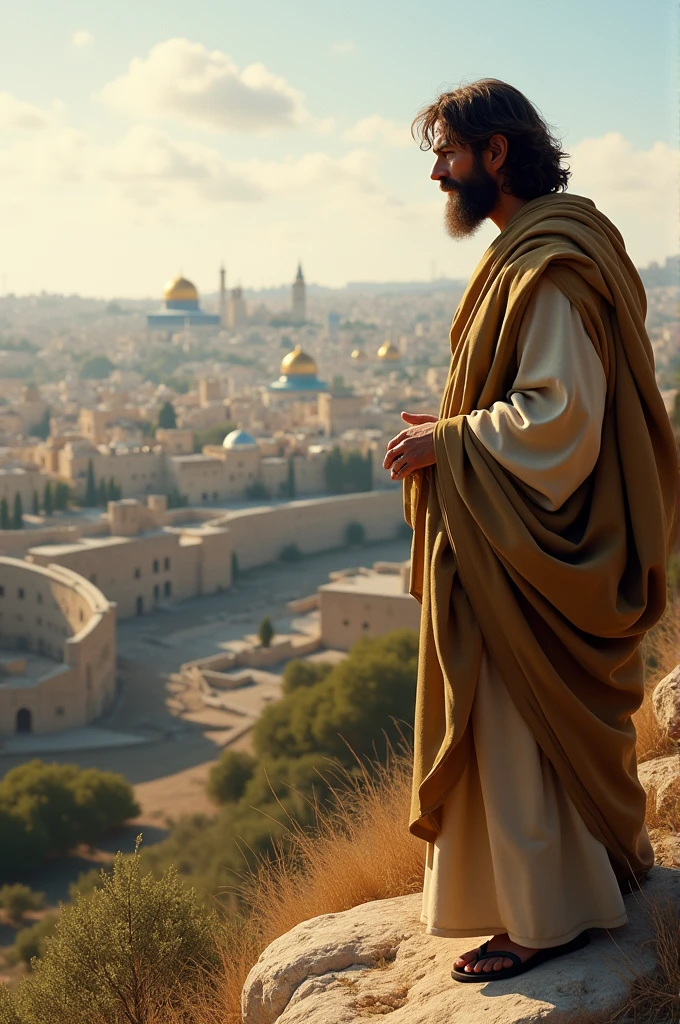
[383,79,678,983]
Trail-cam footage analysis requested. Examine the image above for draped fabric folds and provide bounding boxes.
[404,193,679,887]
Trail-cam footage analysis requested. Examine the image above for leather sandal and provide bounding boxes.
[451,929,590,983]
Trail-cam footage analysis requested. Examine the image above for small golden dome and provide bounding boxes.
[351,348,367,360]
[377,340,401,361]
[279,344,318,377]
[164,276,199,302]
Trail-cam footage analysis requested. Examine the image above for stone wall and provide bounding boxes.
[0,557,116,735]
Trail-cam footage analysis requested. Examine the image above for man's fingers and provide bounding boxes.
[401,411,438,424]
[384,441,406,469]
[384,430,408,453]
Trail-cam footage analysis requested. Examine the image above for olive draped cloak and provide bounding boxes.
[404,193,679,886]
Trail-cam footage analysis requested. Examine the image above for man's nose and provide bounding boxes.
[430,159,447,181]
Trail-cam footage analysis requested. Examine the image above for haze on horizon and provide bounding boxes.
[0,0,677,299]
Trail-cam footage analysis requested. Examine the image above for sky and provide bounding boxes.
[0,0,677,298]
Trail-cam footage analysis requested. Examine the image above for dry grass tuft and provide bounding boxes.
[242,754,424,941]
[170,753,424,1024]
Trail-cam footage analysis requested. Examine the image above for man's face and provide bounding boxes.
[430,135,500,238]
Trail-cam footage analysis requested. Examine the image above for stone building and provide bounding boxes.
[26,498,231,619]
[318,560,419,650]
[0,557,116,735]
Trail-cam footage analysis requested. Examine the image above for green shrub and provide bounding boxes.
[345,521,365,545]
[6,841,220,1024]
[10,913,59,966]
[79,355,114,380]
[245,480,270,500]
[0,884,44,925]
[207,751,256,805]
[252,629,418,765]
[193,421,237,451]
[279,542,302,562]
[282,659,334,695]
[0,761,139,875]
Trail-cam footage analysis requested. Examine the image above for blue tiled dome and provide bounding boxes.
[222,429,258,449]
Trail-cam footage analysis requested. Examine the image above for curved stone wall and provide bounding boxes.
[0,557,116,736]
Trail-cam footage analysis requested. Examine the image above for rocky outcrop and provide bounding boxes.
[648,827,680,868]
[653,664,680,740]
[638,753,680,823]
[242,867,679,1024]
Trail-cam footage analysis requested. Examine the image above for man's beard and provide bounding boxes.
[441,153,499,239]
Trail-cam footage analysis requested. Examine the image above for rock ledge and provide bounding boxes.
[242,867,679,1024]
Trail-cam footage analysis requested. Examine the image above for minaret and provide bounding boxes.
[219,264,227,326]
[292,262,306,324]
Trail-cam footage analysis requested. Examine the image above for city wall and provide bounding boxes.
[222,489,404,571]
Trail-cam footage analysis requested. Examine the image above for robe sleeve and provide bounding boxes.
[464,276,607,511]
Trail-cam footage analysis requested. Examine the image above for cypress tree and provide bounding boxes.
[85,460,97,506]
[12,493,23,529]
[157,401,177,430]
[97,479,108,506]
[0,498,9,530]
[43,482,53,516]
[54,482,69,511]
[258,615,275,648]
[324,445,345,494]
[32,490,39,515]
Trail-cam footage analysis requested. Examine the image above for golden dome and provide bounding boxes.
[351,348,367,360]
[377,340,402,361]
[163,275,199,303]
[279,344,318,377]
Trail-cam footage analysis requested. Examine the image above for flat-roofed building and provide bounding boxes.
[318,560,420,650]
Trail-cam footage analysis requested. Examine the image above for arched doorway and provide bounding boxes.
[16,708,32,733]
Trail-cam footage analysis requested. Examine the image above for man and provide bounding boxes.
[383,79,678,982]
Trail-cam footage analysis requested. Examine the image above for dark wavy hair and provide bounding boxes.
[411,79,570,200]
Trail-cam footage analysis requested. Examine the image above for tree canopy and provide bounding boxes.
[79,355,114,380]
[157,401,177,430]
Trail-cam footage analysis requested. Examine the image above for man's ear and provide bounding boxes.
[487,133,508,171]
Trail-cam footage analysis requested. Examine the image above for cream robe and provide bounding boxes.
[420,278,640,947]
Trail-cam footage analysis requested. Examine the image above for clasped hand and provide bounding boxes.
[383,411,438,481]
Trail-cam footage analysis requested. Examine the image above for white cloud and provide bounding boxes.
[99,38,308,132]
[97,125,264,203]
[568,132,678,263]
[345,115,412,149]
[0,92,52,131]
[0,110,382,210]
[331,40,356,55]
[72,30,93,48]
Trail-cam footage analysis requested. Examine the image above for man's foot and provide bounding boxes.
[453,932,542,974]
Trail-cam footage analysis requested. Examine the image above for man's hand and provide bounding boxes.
[383,411,438,481]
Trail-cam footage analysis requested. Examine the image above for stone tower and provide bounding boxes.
[292,263,306,324]
[219,265,227,326]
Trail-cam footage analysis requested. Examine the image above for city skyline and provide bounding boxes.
[0,0,677,297]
